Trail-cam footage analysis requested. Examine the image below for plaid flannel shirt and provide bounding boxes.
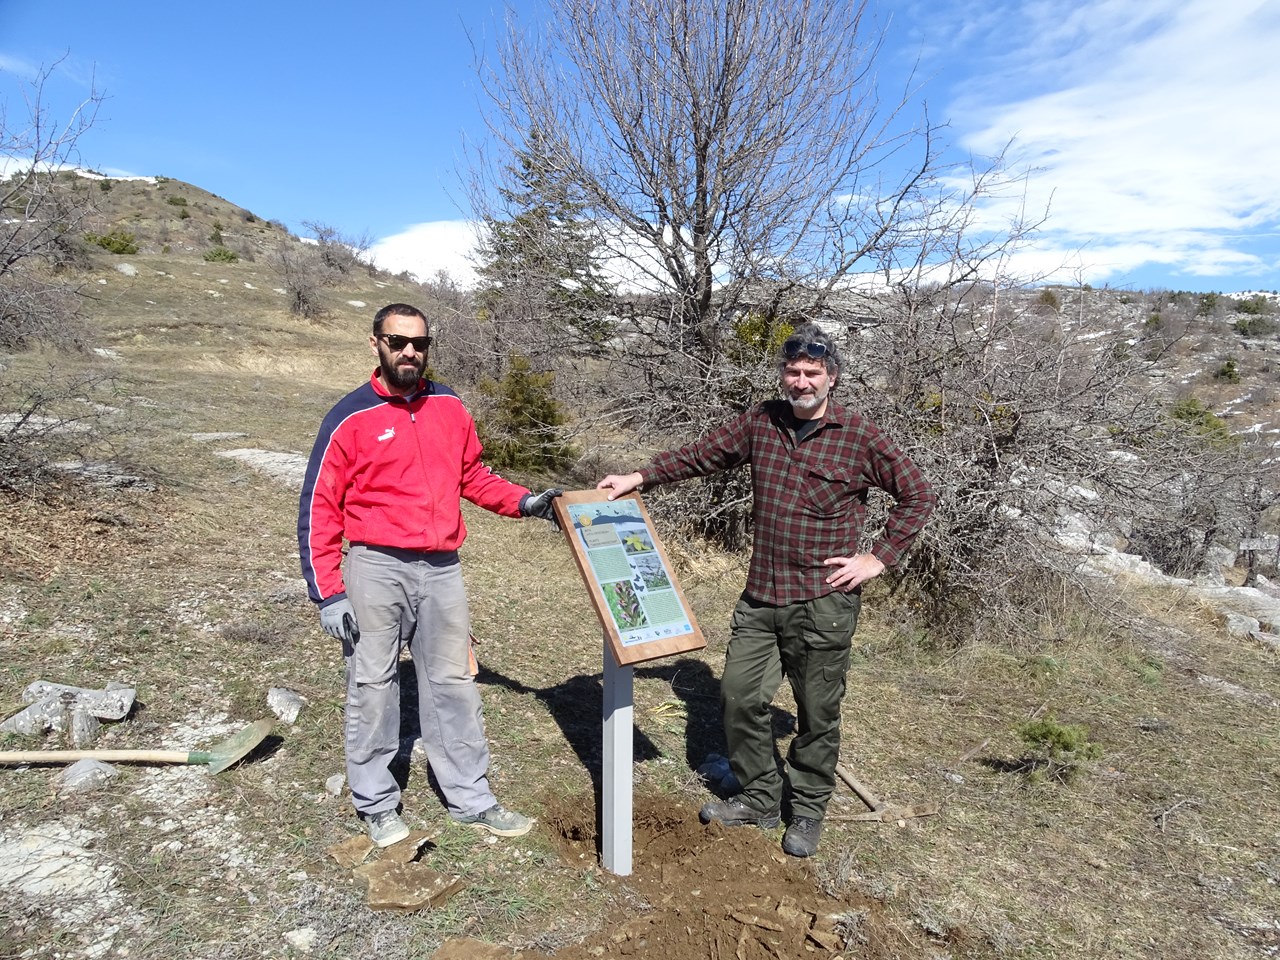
[643,398,935,606]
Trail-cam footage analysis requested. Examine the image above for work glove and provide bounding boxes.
[319,597,360,644]
[520,488,564,530]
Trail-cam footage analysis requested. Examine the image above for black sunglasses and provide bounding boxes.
[377,333,431,353]
[782,339,829,360]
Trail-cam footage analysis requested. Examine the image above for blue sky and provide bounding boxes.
[3,0,1277,294]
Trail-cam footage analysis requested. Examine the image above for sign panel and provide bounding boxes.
[554,490,706,666]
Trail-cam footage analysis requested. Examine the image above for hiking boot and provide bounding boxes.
[453,803,534,837]
[366,810,410,848]
[699,796,781,829]
[782,816,823,857]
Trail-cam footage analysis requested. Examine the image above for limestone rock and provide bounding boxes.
[352,861,465,912]
[69,708,101,748]
[22,679,136,720]
[380,830,439,864]
[283,927,318,952]
[267,687,306,724]
[327,835,374,869]
[431,938,514,959]
[3,678,138,736]
[58,759,119,794]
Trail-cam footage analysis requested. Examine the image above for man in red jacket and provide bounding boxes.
[299,303,561,847]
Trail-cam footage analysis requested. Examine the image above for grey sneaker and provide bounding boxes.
[366,810,410,848]
[699,796,781,829]
[782,816,823,857]
[453,803,534,837]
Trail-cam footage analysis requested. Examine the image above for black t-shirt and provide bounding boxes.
[784,408,824,444]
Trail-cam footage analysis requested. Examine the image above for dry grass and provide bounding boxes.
[2,240,1278,959]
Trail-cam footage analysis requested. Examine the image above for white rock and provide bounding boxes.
[267,687,306,724]
[284,928,318,953]
[59,759,119,794]
[214,449,308,488]
[24,680,136,720]
[324,774,346,796]
[114,263,137,277]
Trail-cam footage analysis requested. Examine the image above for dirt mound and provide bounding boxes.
[533,792,949,960]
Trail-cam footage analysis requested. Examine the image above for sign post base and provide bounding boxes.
[601,635,633,876]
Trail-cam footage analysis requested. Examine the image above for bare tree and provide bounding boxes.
[1,60,102,349]
[475,1,1025,408]
[473,0,1269,643]
[266,240,332,319]
[837,279,1264,640]
[0,63,129,490]
[301,220,373,277]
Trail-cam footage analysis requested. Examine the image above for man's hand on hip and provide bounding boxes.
[823,553,886,592]
[520,488,564,529]
[319,598,360,643]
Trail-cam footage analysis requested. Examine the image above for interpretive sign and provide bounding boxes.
[553,490,706,666]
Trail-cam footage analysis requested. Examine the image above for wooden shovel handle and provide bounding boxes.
[0,749,194,766]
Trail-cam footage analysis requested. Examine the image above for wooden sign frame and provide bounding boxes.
[553,490,706,666]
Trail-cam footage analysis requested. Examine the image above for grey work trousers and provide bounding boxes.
[342,545,495,819]
[722,590,860,820]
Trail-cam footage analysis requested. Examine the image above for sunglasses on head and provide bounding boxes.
[782,339,829,360]
[377,333,431,352]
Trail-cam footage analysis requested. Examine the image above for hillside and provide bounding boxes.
[0,176,1278,960]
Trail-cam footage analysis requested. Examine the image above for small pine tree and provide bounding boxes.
[476,354,576,473]
[475,129,613,343]
[83,230,138,254]
[1169,396,1235,446]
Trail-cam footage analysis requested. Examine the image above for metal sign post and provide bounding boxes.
[601,636,634,875]
[551,491,706,878]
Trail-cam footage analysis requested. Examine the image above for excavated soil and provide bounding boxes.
[526,792,956,960]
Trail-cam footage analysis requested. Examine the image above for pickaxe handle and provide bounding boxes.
[835,761,884,812]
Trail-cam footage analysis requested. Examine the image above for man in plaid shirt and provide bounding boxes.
[597,323,935,857]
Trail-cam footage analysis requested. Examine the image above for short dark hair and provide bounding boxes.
[779,322,840,376]
[373,303,427,335]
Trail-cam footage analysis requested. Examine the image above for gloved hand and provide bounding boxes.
[319,597,360,644]
[520,488,564,529]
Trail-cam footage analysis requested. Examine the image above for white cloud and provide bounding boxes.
[366,220,481,287]
[0,53,39,78]
[367,217,693,296]
[934,0,1280,289]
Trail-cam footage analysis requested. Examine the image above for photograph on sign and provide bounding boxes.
[554,491,706,665]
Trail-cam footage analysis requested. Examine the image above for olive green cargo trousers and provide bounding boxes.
[721,590,861,821]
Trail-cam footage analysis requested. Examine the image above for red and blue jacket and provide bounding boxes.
[298,370,529,606]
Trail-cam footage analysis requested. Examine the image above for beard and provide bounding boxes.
[787,384,828,414]
[379,347,426,391]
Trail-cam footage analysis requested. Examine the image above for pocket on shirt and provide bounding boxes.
[802,462,852,516]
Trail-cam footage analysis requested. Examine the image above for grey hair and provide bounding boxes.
[778,322,841,377]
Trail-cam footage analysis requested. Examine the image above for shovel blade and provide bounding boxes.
[203,718,276,774]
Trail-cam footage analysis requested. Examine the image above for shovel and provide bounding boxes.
[0,718,276,775]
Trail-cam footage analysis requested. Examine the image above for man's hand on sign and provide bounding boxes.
[597,472,644,501]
